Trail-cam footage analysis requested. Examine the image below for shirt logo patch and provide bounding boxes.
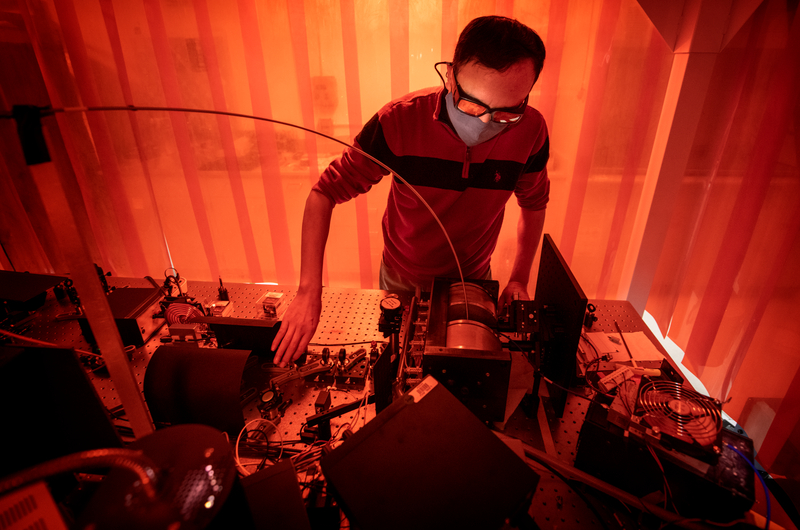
[494,171,502,183]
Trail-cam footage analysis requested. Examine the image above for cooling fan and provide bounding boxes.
[638,380,722,449]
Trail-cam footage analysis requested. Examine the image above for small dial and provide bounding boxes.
[380,297,402,311]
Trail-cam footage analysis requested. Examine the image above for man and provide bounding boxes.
[272,16,549,366]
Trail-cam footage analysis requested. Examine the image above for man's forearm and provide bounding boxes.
[508,208,546,285]
[298,189,335,293]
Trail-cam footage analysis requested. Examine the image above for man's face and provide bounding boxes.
[446,59,536,123]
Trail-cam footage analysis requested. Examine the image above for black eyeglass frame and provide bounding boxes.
[434,61,529,124]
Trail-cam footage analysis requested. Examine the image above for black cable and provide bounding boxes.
[581,332,603,359]
[144,275,168,296]
[522,442,739,530]
[581,358,618,399]
[497,331,534,365]
[644,441,679,514]
[658,517,749,529]
[0,239,14,271]
[616,378,637,417]
[308,340,386,347]
[537,370,596,403]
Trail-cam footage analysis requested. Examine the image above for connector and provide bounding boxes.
[218,277,229,301]
[206,300,233,317]
[598,366,633,393]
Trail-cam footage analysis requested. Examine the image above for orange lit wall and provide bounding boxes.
[1,0,798,477]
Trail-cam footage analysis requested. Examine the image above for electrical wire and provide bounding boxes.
[308,340,386,347]
[658,518,749,529]
[581,332,603,360]
[616,378,637,417]
[164,267,184,296]
[540,373,596,403]
[0,328,102,357]
[292,440,327,473]
[580,358,618,400]
[0,448,158,500]
[235,418,284,477]
[144,275,169,297]
[349,362,373,431]
[522,442,743,530]
[645,442,679,514]
[32,104,470,317]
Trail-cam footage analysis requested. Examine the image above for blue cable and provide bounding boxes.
[725,442,770,530]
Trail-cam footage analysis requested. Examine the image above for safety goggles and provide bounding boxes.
[435,61,528,124]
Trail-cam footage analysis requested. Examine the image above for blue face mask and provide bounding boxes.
[445,92,508,147]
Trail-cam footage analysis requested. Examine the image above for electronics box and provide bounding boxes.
[0,270,67,311]
[574,397,755,522]
[78,287,165,347]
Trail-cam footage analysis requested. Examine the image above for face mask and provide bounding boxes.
[445,92,508,147]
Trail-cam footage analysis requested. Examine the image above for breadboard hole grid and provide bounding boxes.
[20,278,392,399]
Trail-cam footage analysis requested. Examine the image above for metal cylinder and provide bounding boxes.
[445,319,502,350]
[446,282,497,328]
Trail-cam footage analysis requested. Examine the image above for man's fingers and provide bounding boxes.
[272,323,296,366]
[282,332,303,367]
[271,324,287,351]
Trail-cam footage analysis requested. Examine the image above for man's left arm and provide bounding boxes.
[499,207,546,309]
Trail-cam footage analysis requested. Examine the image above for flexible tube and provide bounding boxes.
[0,448,159,501]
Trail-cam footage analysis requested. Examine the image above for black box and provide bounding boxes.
[198,316,281,359]
[574,397,755,522]
[0,270,67,311]
[79,287,165,347]
[240,460,312,530]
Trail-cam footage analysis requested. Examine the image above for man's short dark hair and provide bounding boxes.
[453,16,546,82]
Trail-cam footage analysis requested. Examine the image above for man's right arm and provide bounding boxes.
[271,189,334,367]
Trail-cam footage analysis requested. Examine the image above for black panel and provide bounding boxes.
[0,270,67,311]
[0,345,122,478]
[322,377,538,530]
[240,459,312,530]
[534,234,587,417]
[198,316,281,359]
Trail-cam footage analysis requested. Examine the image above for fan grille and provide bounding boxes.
[638,380,721,447]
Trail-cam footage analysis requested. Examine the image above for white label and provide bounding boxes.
[408,375,438,403]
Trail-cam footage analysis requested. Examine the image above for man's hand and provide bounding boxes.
[499,280,529,312]
[271,288,322,367]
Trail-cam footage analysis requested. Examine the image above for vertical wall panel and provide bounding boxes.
[559,0,621,265]
[684,4,800,374]
[342,0,375,288]
[238,0,295,284]
[142,0,219,278]
[595,29,666,299]
[389,0,410,100]
[55,0,149,277]
[193,0,263,282]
